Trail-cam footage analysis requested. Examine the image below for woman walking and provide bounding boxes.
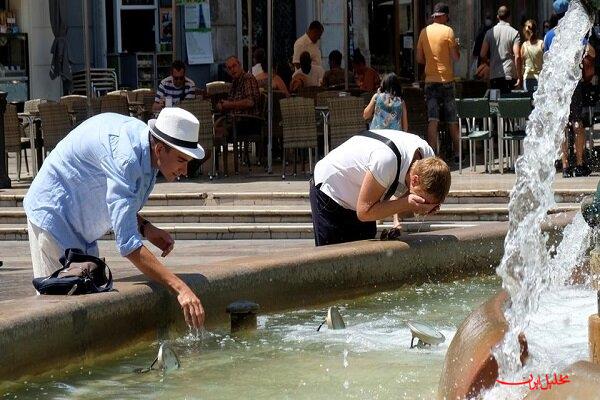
[521,19,544,95]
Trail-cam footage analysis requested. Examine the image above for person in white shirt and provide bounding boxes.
[310,129,451,246]
[293,20,324,68]
[290,52,325,92]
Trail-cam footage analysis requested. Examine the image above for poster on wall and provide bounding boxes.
[179,0,213,64]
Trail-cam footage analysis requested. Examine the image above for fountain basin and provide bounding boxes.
[0,213,574,386]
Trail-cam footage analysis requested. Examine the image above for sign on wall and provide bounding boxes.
[179,0,214,64]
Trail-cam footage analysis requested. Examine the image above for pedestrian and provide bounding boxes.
[24,108,206,329]
[310,129,450,246]
[472,13,494,78]
[363,73,408,131]
[521,19,543,94]
[416,2,461,161]
[480,6,522,94]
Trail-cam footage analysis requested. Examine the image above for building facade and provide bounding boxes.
[5,0,553,101]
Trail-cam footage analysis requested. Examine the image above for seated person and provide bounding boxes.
[310,129,450,246]
[214,56,261,174]
[353,53,381,92]
[153,60,195,112]
[251,48,265,77]
[321,50,354,88]
[363,73,408,131]
[254,55,290,97]
[290,51,324,93]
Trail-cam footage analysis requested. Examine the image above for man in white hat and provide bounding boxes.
[24,108,206,328]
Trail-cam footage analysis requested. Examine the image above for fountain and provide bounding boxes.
[440,1,600,399]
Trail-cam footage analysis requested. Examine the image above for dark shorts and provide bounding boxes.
[424,82,457,123]
[309,179,377,247]
[569,81,584,123]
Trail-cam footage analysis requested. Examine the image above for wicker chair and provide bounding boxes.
[132,88,152,102]
[60,95,88,127]
[24,99,48,115]
[316,91,341,107]
[279,97,318,178]
[206,81,231,111]
[178,98,215,177]
[89,97,102,116]
[38,102,72,154]
[100,95,129,116]
[297,86,323,104]
[4,104,30,180]
[327,97,366,149]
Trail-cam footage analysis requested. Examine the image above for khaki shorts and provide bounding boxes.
[27,220,100,279]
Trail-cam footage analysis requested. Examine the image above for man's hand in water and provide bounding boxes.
[177,286,205,329]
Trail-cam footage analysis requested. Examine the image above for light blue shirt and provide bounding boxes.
[24,113,157,257]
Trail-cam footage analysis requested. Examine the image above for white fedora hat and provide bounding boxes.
[148,107,205,160]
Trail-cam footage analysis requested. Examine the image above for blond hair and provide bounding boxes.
[412,157,451,202]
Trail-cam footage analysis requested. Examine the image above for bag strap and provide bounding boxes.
[61,248,113,293]
[356,130,402,200]
[91,265,113,293]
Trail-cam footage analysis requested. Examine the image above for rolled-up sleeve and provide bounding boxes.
[103,156,144,256]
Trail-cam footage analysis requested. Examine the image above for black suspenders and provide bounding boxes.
[356,130,402,200]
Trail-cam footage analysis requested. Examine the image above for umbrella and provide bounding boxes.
[49,0,72,90]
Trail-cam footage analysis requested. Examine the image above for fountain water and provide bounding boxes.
[490,0,595,396]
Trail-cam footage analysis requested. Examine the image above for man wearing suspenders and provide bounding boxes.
[310,129,451,246]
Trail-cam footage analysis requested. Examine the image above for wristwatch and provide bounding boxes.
[140,219,150,238]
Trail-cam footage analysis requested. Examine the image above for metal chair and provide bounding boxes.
[100,95,130,116]
[456,98,494,174]
[72,69,118,96]
[38,102,72,154]
[178,98,215,178]
[279,97,318,178]
[327,97,366,149]
[496,98,532,173]
[59,95,88,127]
[4,104,30,180]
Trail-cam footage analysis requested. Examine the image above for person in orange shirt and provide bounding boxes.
[416,2,461,163]
[353,53,380,92]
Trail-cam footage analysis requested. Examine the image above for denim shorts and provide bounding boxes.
[424,82,458,123]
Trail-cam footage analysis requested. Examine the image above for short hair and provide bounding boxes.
[308,20,324,33]
[300,51,312,74]
[523,19,538,42]
[497,6,510,21]
[254,48,267,72]
[171,60,186,72]
[328,50,343,67]
[353,53,366,65]
[412,157,451,203]
[379,73,402,97]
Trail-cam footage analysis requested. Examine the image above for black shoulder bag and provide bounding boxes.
[32,248,113,295]
[356,130,402,200]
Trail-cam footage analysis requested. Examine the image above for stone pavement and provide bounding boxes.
[0,239,313,302]
[2,154,599,303]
